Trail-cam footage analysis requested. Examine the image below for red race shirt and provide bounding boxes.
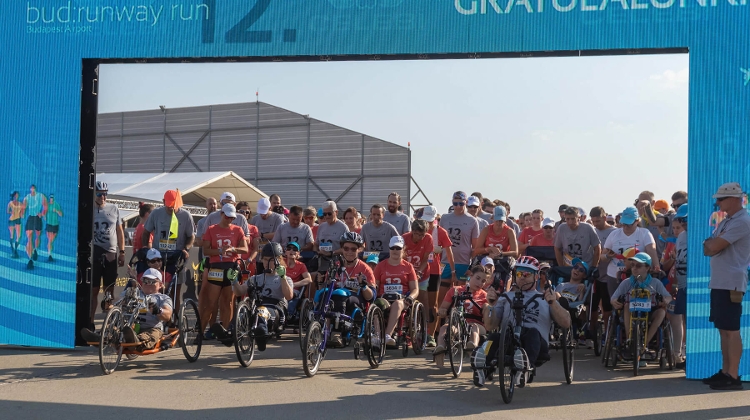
[132,223,152,255]
[374,259,417,296]
[429,226,453,275]
[312,224,319,241]
[203,224,246,264]
[239,224,260,261]
[484,224,513,251]
[286,260,309,284]
[443,285,487,325]
[530,235,555,247]
[337,259,377,292]
[519,227,544,245]
[403,232,433,280]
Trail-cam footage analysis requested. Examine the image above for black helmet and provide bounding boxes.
[340,231,364,247]
[261,242,283,258]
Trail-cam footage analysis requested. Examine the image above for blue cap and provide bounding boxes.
[366,254,379,264]
[452,191,467,201]
[620,206,639,225]
[628,252,652,265]
[287,242,300,251]
[571,258,589,275]
[674,203,688,219]
[317,208,324,217]
[493,205,507,221]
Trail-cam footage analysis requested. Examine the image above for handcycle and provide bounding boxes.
[302,254,386,377]
[443,289,485,378]
[384,293,427,358]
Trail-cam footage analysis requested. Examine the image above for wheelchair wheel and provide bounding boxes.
[365,305,385,368]
[632,323,642,377]
[99,307,123,375]
[125,354,139,361]
[561,328,574,384]
[602,315,617,367]
[178,298,202,363]
[661,321,675,370]
[234,300,255,368]
[298,298,312,354]
[410,302,426,356]
[593,321,603,357]
[303,321,324,377]
[498,320,515,404]
[447,308,464,378]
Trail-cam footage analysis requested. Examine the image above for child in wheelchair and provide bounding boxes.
[433,266,489,367]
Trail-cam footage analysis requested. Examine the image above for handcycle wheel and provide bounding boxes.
[593,320,603,357]
[410,302,426,356]
[447,308,465,378]
[498,320,515,404]
[125,354,139,361]
[632,322,641,377]
[234,300,255,367]
[99,307,123,375]
[661,321,675,370]
[401,335,409,357]
[561,327,574,384]
[303,321,324,377]
[178,298,202,363]
[602,314,617,367]
[298,298,312,354]
[365,305,385,368]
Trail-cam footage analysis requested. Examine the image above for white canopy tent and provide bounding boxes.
[97,171,268,214]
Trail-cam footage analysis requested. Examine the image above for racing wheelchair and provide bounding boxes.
[381,292,427,358]
[302,255,386,377]
[443,289,485,378]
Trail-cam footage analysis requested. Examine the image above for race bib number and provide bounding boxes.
[320,244,333,252]
[363,251,378,258]
[629,298,651,311]
[562,292,578,302]
[384,284,403,294]
[428,253,434,263]
[345,280,359,290]
[208,269,224,280]
[158,240,176,251]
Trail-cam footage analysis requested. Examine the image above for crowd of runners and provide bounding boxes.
[7,184,64,269]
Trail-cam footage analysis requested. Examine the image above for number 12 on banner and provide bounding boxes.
[201,0,296,44]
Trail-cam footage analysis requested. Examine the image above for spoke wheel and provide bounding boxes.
[448,308,465,378]
[632,323,642,377]
[178,298,202,363]
[593,321,603,357]
[298,299,312,354]
[411,302,426,356]
[603,314,617,367]
[498,320,515,404]
[561,328,574,384]
[662,321,675,370]
[303,321,324,377]
[234,300,255,367]
[99,307,123,375]
[365,305,385,368]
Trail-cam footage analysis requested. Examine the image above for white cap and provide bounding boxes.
[421,205,437,222]
[146,248,162,260]
[257,197,271,215]
[713,182,744,199]
[389,235,405,249]
[481,256,493,266]
[222,203,237,218]
[142,268,163,282]
[542,217,555,228]
[220,192,236,203]
[467,196,481,207]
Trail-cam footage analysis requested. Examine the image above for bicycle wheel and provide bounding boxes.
[561,328,574,384]
[602,314,617,367]
[234,300,255,367]
[365,305,385,368]
[593,320,603,357]
[303,321,324,377]
[99,307,123,375]
[178,298,202,362]
[498,320,515,404]
[447,308,464,378]
[632,322,641,377]
[411,302,426,356]
[298,298,312,354]
[662,321,675,370]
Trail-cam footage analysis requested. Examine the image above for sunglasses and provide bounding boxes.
[286,247,299,252]
[452,202,465,207]
[716,197,730,202]
[223,215,236,220]
[671,203,683,209]
[467,205,479,209]
[148,259,162,264]
[390,246,403,251]
[573,265,586,272]
[632,263,648,269]
[543,226,554,230]
[342,246,358,252]
[238,210,250,215]
[142,278,159,285]
[96,192,107,197]
[516,271,534,278]
[322,212,333,216]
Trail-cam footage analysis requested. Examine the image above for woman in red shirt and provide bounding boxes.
[474,206,518,259]
[199,204,248,333]
[131,203,154,259]
[373,235,418,347]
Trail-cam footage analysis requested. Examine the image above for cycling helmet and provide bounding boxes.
[515,256,540,272]
[340,231,364,247]
[95,181,108,192]
[261,242,283,258]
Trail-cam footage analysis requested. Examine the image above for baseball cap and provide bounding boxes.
[287,241,300,251]
[389,235,405,249]
[578,207,586,217]
[713,182,744,199]
[558,204,569,212]
[654,199,669,211]
[317,208,324,218]
[142,268,163,282]
[467,196,480,207]
[220,192,236,203]
[628,252,652,266]
[620,206,639,225]
[493,206,507,221]
[542,217,555,228]
[257,197,271,215]
[366,254,379,265]
[481,256,493,267]
[571,258,590,274]
[452,191,468,201]
[146,248,162,260]
[421,205,437,222]
[674,203,688,219]
[606,214,615,222]
[222,203,237,218]
[163,190,182,208]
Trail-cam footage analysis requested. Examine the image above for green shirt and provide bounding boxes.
[46,202,62,226]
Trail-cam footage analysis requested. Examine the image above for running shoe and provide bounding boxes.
[385,334,396,347]
[425,336,436,348]
[32,249,38,261]
[703,370,728,385]
[710,375,743,391]
[27,260,33,270]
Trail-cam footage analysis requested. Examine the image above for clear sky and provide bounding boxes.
[99,53,688,219]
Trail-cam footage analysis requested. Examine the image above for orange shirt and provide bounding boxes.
[286,260,309,284]
[484,224,513,251]
[374,259,417,296]
[530,235,555,247]
[337,259,377,292]
[519,227,544,245]
[429,226,453,275]
[203,224,246,264]
[443,285,487,325]
[403,232,433,280]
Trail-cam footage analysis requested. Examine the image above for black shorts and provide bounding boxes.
[205,261,239,288]
[92,245,118,291]
[8,218,21,227]
[46,224,59,234]
[710,289,743,331]
[428,274,440,293]
[25,215,42,232]
[591,280,613,312]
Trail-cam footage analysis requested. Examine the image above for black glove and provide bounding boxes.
[405,295,414,304]
[151,304,163,315]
